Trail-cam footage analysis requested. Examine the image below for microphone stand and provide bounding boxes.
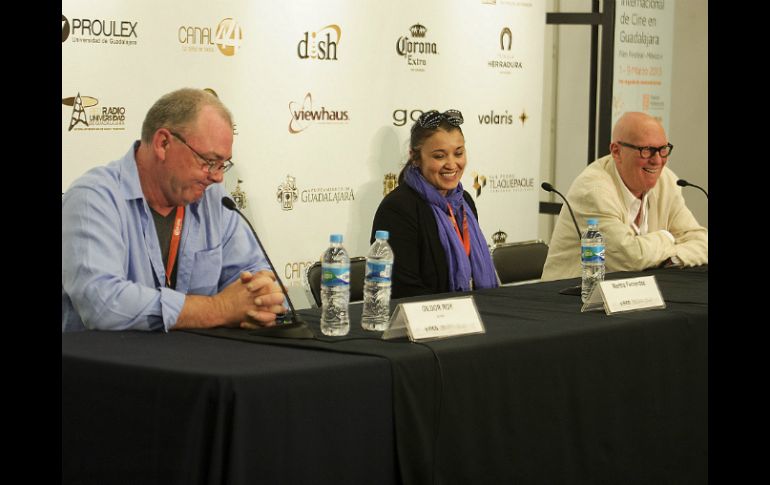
[541,182,582,296]
[677,179,709,199]
[222,197,314,338]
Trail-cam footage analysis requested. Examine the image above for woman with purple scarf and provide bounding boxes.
[370,109,499,299]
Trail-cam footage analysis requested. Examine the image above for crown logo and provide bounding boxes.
[492,229,508,245]
[409,23,427,37]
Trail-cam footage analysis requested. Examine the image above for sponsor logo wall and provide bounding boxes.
[63,0,545,308]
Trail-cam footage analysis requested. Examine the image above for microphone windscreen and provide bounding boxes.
[676,179,688,187]
[541,182,554,192]
[222,196,237,210]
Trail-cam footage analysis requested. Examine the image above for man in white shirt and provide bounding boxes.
[541,112,708,281]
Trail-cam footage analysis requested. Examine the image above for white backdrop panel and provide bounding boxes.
[63,0,545,307]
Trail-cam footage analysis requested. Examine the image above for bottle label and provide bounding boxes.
[366,261,392,283]
[581,245,605,263]
[322,266,350,287]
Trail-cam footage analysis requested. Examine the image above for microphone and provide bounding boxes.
[541,182,581,240]
[222,197,314,338]
[677,179,709,199]
[540,182,582,297]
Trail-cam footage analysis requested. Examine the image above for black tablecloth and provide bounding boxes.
[62,332,397,485]
[63,266,707,484]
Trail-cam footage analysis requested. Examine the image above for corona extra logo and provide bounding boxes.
[409,23,426,37]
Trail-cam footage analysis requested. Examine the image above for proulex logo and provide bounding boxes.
[297,25,341,60]
[62,15,70,42]
[396,23,438,71]
[489,26,523,72]
[62,93,127,132]
[178,18,242,56]
[61,14,138,46]
[288,93,350,134]
[392,108,425,127]
[276,174,355,210]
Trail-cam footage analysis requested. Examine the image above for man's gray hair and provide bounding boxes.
[141,88,233,143]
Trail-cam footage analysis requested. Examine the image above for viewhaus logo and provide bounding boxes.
[61,14,138,46]
[471,171,534,197]
[276,175,355,211]
[297,24,341,60]
[396,23,438,72]
[62,93,127,132]
[178,18,242,56]
[288,93,349,134]
[488,27,523,73]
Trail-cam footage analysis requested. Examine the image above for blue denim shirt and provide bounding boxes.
[62,142,269,332]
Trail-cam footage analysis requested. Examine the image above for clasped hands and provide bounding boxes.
[229,270,288,330]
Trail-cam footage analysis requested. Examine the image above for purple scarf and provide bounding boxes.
[404,165,499,292]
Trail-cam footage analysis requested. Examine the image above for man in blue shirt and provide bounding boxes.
[62,88,285,332]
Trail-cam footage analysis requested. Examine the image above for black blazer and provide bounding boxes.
[370,183,478,299]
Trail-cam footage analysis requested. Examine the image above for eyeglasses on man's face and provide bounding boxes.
[617,141,674,159]
[417,109,464,129]
[168,130,234,174]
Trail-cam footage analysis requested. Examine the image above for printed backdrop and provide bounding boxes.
[612,0,674,132]
[62,0,546,307]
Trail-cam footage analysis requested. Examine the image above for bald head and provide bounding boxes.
[609,112,670,198]
[612,112,665,145]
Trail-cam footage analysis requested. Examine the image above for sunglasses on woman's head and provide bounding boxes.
[417,109,464,129]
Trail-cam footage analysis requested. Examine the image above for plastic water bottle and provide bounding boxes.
[581,218,605,303]
[320,234,350,336]
[362,230,395,331]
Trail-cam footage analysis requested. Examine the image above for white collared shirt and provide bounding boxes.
[612,164,679,264]
[612,167,650,235]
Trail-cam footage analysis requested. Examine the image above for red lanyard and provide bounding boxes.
[165,206,184,287]
[446,203,470,257]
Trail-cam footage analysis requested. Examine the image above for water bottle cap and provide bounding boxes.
[374,230,389,240]
[329,234,343,243]
[587,218,598,226]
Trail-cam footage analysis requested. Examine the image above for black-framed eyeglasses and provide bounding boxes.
[617,141,674,159]
[168,130,234,174]
[417,109,464,129]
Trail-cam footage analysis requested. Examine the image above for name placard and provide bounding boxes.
[581,275,666,314]
[382,296,485,341]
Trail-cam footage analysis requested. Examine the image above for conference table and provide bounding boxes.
[62,266,707,485]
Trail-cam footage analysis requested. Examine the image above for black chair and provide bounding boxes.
[303,257,367,308]
[490,239,549,284]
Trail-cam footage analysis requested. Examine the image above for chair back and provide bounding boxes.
[490,239,549,284]
[303,256,367,308]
